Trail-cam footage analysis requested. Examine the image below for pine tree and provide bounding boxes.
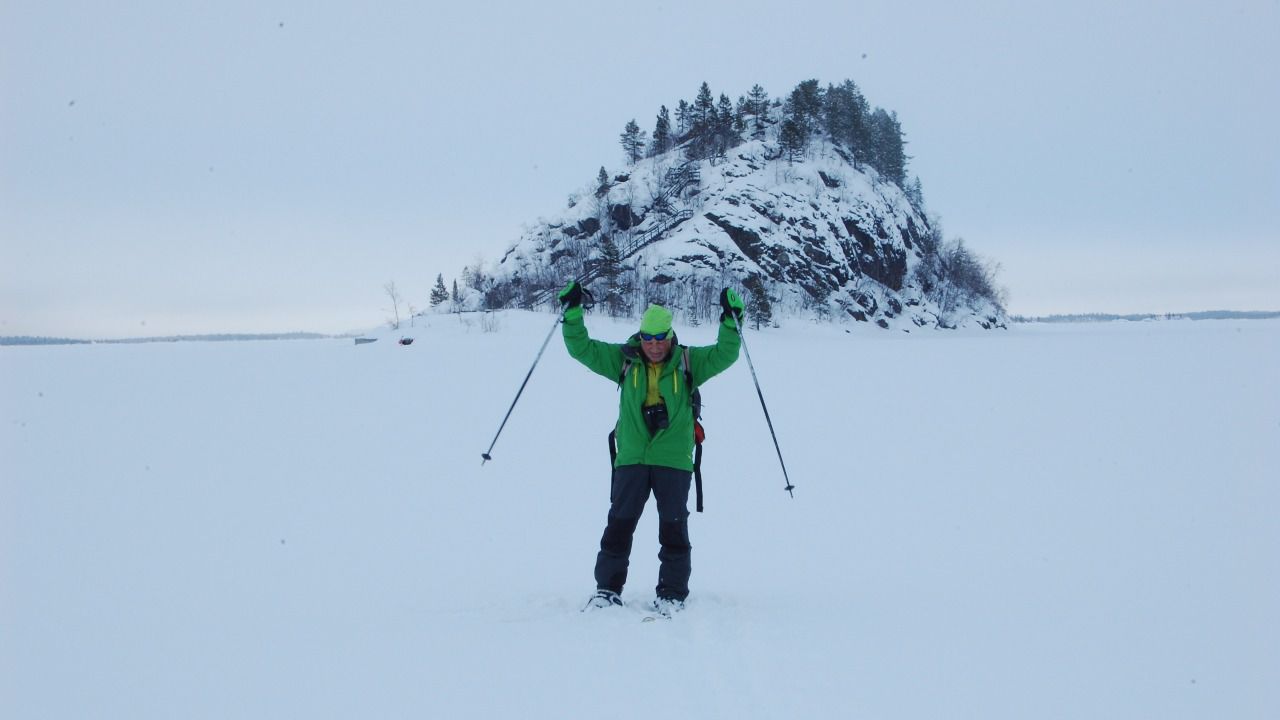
[868,109,908,186]
[619,119,646,165]
[651,105,672,157]
[822,80,868,151]
[596,166,610,198]
[430,274,449,307]
[598,235,628,316]
[779,118,807,162]
[693,82,715,132]
[747,84,769,118]
[751,90,770,140]
[744,275,773,330]
[450,279,462,312]
[822,82,853,146]
[841,80,871,165]
[785,79,824,137]
[686,82,717,161]
[907,176,926,212]
[675,99,691,138]
[717,93,739,149]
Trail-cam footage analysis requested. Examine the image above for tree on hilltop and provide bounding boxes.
[693,82,715,132]
[684,82,718,160]
[868,108,908,186]
[779,118,807,162]
[595,166,610,198]
[430,274,449,307]
[748,84,770,140]
[784,79,824,137]
[651,105,672,157]
[823,80,870,162]
[675,99,691,137]
[716,93,740,153]
[747,84,769,118]
[597,235,629,316]
[620,119,646,164]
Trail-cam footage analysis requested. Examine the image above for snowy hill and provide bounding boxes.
[461,90,1005,331]
[3,314,1276,718]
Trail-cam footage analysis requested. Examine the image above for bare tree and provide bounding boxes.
[384,281,403,329]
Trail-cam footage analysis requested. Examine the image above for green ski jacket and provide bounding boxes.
[562,306,741,471]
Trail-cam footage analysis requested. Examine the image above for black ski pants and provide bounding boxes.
[594,464,692,601]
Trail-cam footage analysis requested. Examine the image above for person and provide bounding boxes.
[558,280,745,615]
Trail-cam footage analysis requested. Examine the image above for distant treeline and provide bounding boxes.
[1,332,336,346]
[1012,311,1280,323]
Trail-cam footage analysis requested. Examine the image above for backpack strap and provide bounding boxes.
[609,348,636,495]
[617,343,641,387]
[681,346,705,513]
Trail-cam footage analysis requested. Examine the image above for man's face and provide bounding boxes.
[640,332,672,362]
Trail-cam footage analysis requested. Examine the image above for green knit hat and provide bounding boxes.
[639,304,673,336]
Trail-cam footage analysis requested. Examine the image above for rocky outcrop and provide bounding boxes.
[485,138,1005,330]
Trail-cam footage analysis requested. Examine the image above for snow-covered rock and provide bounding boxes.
[481,133,1005,330]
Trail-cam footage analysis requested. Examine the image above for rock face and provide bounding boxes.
[486,139,1005,330]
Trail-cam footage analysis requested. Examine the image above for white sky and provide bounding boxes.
[3,0,1278,337]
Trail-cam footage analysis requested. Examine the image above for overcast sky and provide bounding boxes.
[3,0,1277,337]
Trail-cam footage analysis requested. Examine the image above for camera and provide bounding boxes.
[642,403,670,434]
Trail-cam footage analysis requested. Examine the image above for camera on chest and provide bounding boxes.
[642,402,670,434]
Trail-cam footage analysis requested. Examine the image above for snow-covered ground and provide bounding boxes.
[3,313,1277,719]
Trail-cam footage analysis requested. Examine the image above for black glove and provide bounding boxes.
[720,287,744,324]
[558,281,582,309]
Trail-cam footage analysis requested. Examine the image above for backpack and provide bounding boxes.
[608,346,706,512]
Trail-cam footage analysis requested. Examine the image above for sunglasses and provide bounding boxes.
[639,330,671,342]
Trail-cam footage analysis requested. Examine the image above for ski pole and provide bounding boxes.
[481,287,593,465]
[481,314,561,465]
[732,315,795,498]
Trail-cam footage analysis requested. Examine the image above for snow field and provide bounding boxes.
[2,313,1277,718]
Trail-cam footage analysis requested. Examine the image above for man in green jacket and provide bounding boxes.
[558,280,744,615]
